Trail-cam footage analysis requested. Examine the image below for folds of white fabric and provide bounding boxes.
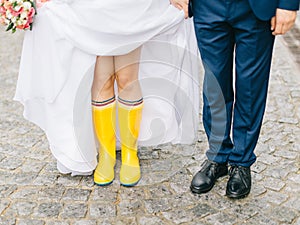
[14,0,200,175]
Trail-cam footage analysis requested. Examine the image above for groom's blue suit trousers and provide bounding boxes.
[193,0,275,167]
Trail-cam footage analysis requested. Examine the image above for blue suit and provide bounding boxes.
[193,0,299,167]
[249,0,299,20]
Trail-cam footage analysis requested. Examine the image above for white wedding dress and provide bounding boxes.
[14,0,200,175]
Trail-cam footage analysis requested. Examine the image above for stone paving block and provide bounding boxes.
[162,203,216,224]
[0,185,17,198]
[0,144,27,158]
[263,177,286,191]
[139,147,160,160]
[284,182,300,194]
[251,183,267,197]
[25,148,51,161]
[283,196,300,211]
[18,219,45,225]
[118,199,144,216]
[20,159,46,173]
[91,187,118,201]
[204,212,238,225]
[0,156,23,170]
[278,117,299,124]
[261,190,289,205]
[257,153,280,165]
[137,216,166,225]
[57,175,82,186]
[45,221,69,225]
[0,153,5,162]
[73,220,97,225]
[161,208,195,224]
[62,188,91,201]
[226,202,260,221]
[251,161,267,174]
[239,213,279,225]
[5,201,37,217]
[262,166,290,180]
[270,206,298,223]
[42,162,61,174]
[295,216,300,225]
[13,173,38,185]
[144,198,172,214]
[33,174,60,186]
[37,185,65,201]
[10,187,40,199]
[147,183,173,198]
[93,218,116,225]
[0,199,10,214]
[171,193,198,209]
[79,176,95,188]
[60,203,87,219]
[288,173,300,184]
[274,149,298,159]
[0,218,16,225]
[33,202,63,218]
[89,203,116,218]
[114,217,137,225]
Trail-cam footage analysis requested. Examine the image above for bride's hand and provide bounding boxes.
[170,0,189,18]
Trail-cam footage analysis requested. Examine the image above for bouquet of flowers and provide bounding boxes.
[0,0,48,33]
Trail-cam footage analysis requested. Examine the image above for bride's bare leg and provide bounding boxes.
[92,56,115,101]
[115,48,143,186]
[115,47,142,101]
[92,56,116,186]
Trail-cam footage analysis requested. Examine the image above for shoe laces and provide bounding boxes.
[200,160,218,176]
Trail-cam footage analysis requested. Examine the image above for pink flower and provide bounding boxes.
[16,20,29,30]
[0,6,6,14]
[9,6,24,17]
[36,0,49,8]
[3,1,11,9]
[28,7,35,18]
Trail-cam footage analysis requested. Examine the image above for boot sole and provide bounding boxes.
[94,180,114,186]
[120,178,140,187]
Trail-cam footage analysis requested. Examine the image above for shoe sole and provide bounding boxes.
[226,190,250,199]
[190,185,213,194]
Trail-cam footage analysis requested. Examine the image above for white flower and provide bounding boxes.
[20,11,27,19]
[14,5,21,11]
[5,10,12,19]
[22,2,31,10]
[11,15,16,22]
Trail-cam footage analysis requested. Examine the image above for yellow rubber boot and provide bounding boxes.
[92,97,116,186]
[118,98,143,186]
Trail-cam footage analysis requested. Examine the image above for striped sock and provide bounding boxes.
[118,96,143,107]
[92,96,116,107]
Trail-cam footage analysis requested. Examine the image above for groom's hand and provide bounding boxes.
[271,8,297,35]
[170,0,189,18]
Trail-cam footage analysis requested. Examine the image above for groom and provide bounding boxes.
[171,0,299,198]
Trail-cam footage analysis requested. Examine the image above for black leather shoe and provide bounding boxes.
[226,166,251,199]
[190,160,228,194]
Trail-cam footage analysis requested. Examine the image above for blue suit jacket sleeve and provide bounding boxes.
[278,0,300,10]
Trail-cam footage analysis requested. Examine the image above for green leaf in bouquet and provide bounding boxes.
[32,0,37,15]
[6,23,14,32]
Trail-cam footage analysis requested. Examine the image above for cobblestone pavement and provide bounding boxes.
[0,20,300,225]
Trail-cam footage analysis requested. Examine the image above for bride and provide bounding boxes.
[14,0,200,186]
